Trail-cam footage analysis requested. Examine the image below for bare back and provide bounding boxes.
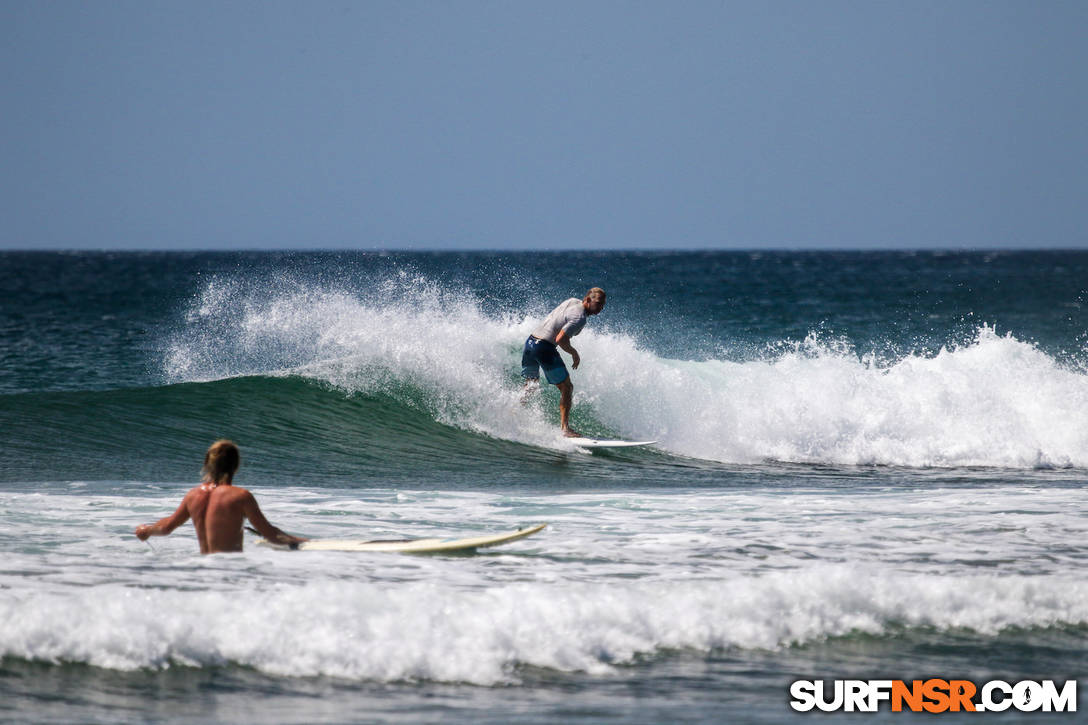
[177,482,284,554]
[182,483,244,553]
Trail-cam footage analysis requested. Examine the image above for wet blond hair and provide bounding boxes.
[584,287,606,305]
[203,440,240,483]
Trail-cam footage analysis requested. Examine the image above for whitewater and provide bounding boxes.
[2,251,1085,724]
[4,485,1087,687]
[163,270,1088,469]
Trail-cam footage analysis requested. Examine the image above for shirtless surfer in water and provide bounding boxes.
[521,287,606,437]
[134,440,305,554]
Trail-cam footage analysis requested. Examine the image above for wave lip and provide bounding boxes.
[160,271,1088,470]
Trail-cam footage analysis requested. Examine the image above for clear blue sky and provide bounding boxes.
[2,1,1086,250]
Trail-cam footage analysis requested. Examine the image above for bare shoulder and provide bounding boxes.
[223,486,257,507]
[182,485,208,503]
[197,484,255,509]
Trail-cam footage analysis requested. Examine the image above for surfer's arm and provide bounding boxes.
[241,492,307,545]
[554,329,580,369]
[135,499,191,540]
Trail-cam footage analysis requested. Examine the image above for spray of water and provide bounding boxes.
[164,274,1088,468]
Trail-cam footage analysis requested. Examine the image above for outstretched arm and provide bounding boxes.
[242,492,307,546]
[135,498,191,541]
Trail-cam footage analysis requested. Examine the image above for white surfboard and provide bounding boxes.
[255,523,547,553]
[571,438,657,449]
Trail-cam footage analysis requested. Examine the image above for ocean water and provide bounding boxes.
[1,250,1086,723]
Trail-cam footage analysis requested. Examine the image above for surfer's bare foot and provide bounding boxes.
[562,428,582,438]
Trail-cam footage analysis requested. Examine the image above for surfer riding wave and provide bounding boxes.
[521,287,606,437]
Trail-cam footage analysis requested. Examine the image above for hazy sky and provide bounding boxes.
[2,1,1086,250]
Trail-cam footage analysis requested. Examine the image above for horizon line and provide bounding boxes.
[2,245,1086,254]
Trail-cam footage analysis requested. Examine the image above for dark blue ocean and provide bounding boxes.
[1,251,1086,723]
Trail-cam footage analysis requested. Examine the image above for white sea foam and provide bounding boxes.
[164,275,1088,468]
[4,483,1087,685]
[580,325,1088,467]
[2,570,1085,684]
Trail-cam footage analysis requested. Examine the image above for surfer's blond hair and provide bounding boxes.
[584,287,606,305]
[203,440,240,483]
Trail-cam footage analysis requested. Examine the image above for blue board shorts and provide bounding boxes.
[521,336,569,384]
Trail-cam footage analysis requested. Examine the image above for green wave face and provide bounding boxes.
[0,375,659,488]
